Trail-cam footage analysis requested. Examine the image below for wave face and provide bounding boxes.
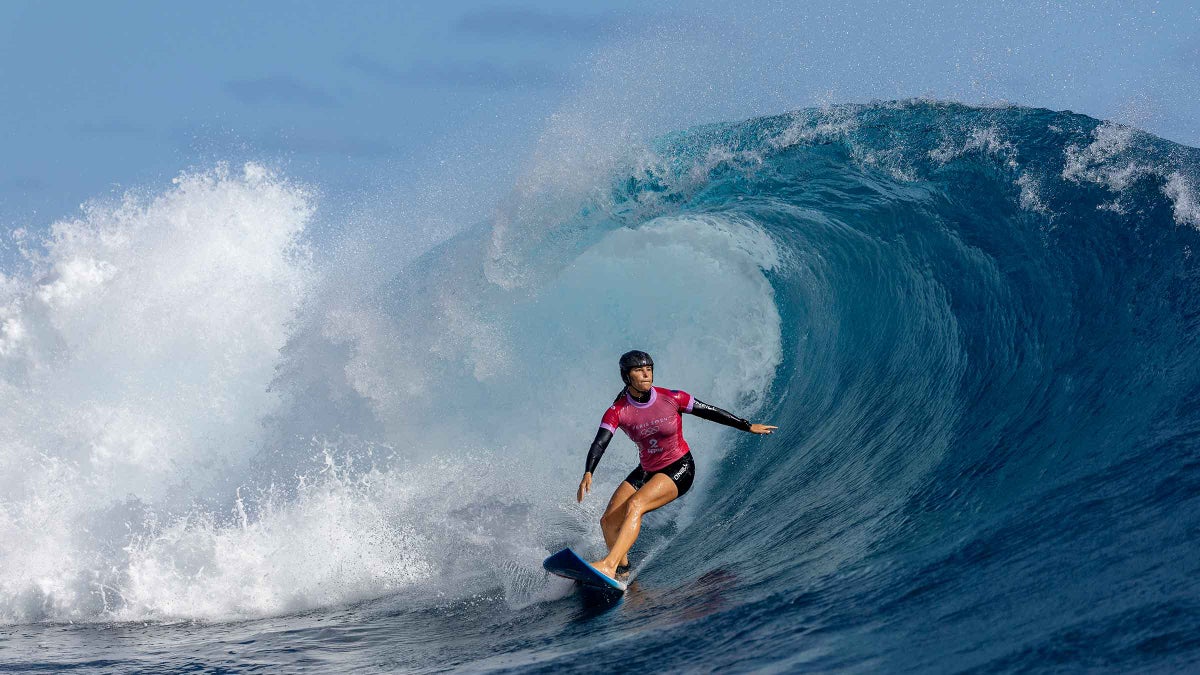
[3,102,1200,672]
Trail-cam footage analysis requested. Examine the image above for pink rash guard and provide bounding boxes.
[599,386,695,471]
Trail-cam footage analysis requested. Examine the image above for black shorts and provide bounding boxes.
[623,452,695,498]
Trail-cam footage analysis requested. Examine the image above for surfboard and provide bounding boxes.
[543,547,627,593]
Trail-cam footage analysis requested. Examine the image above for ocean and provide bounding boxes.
[1,101,1198,673]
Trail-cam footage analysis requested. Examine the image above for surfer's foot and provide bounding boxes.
[590,559,619,580]
[616,562,631,576]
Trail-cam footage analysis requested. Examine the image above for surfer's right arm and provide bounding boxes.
[579,400,622,502]
[578,427,614,502]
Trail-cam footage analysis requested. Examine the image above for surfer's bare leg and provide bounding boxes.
[600,481,637,567]
[591,474,679,580]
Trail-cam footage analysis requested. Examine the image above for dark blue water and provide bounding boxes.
[2,101,1199,672]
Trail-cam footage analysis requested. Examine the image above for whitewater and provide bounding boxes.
[1,101,1198,672]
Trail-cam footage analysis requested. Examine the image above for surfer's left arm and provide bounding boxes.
[688,398,777,435]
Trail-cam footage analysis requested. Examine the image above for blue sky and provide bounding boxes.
[1,0,1197,235]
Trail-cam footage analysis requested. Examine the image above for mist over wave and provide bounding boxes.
[2,100,1199,671]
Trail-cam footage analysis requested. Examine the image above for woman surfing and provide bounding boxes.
[577,350,777,582]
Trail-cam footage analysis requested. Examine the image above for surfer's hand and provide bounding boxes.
[749,423,777,435]
[577,473,592,502]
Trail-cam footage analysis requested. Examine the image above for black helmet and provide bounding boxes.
[619,350,654,385]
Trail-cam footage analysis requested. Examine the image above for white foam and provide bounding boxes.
[769,106,860,150]
[1061,122,1200,228]
[119,457,433,621]
[1163,172,1200,229]
[1016,173,1051,215]
[0,163,315,622]
[929,126,1016,166]
[1062,122,1146,190]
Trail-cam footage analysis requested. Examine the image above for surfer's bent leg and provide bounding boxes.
[591,473,679,580]
[601,481,637,567]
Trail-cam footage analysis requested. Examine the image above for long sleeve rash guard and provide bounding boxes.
[584,387,752,475]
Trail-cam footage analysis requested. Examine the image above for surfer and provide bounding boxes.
[577,350,777,582]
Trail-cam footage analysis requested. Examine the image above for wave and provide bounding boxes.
[2,100,1199,670]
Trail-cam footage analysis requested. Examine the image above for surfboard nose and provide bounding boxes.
[543,548,627,593]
